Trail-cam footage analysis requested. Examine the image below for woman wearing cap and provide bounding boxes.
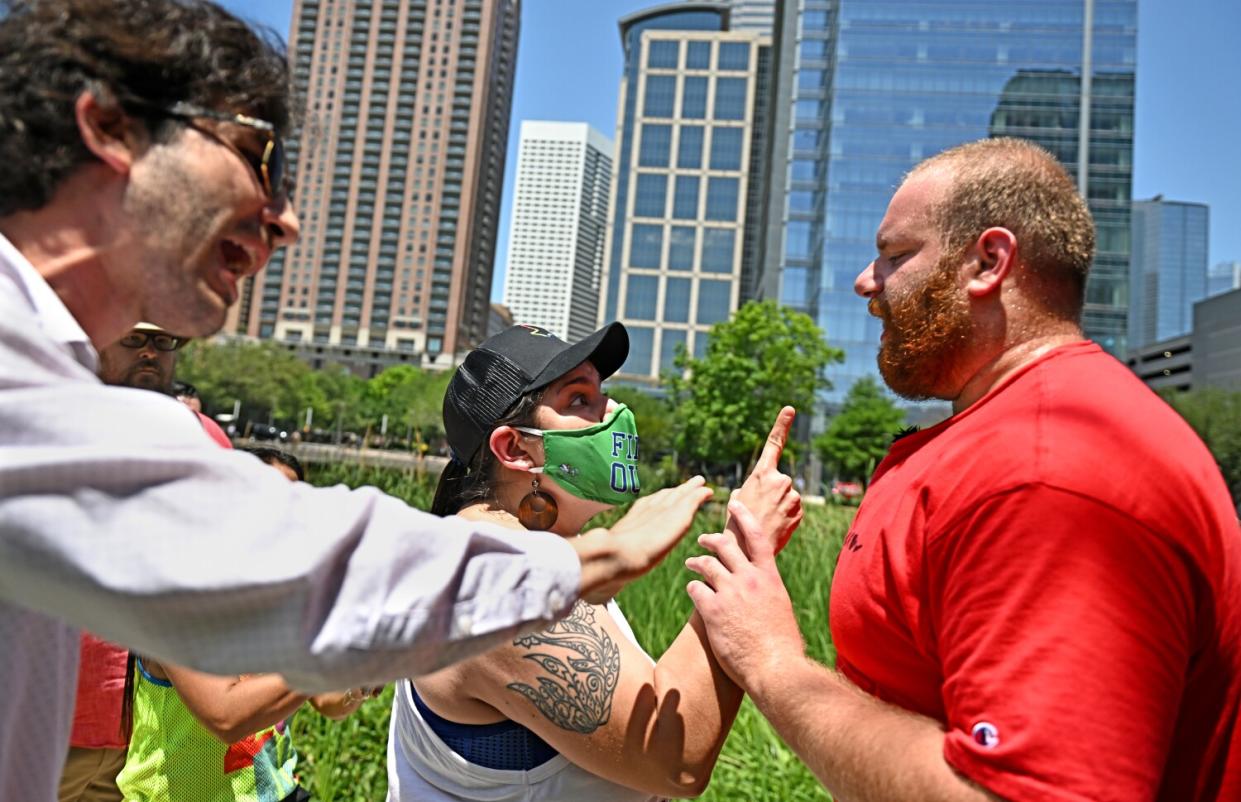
[386,322,801,801]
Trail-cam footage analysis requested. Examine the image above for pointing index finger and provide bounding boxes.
[755,406,796,472]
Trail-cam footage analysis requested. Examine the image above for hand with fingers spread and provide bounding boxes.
[730,405,804,558]
[686,498,805,689]
[575,475,715,604]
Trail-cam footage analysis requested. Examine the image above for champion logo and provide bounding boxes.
[971,721,1000,749]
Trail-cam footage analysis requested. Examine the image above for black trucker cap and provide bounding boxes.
[443,322,629,465]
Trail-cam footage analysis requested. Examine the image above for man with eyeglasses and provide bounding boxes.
[97,323,189,396]
[0,1,714,798]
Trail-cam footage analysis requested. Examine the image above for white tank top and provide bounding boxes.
[386,600,662,802]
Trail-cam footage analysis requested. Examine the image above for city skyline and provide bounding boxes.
[222,0,1241,319]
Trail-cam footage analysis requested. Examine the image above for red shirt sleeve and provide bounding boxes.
[928,484,1196,802]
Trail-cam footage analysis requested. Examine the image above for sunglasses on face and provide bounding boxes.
[157,101,286,201]
[119,332,188,352]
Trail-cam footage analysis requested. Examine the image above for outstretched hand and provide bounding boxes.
[574,476,714,604]
[731,406,803,559]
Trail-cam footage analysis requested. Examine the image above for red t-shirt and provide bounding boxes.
[830,341,1241,801]
[69,633,129,750]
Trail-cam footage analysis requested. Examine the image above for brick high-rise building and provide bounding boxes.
[226,0,520,374]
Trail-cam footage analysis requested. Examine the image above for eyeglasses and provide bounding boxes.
[156,101,286,201]
[118,331,188,352]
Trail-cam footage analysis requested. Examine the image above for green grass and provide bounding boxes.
[295,465,852,801]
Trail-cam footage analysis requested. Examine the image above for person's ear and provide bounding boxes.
[489,425,540,472]
[74,90,145,176]
[965,227,1018,299]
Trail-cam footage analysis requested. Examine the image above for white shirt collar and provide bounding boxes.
[0,231,98,371]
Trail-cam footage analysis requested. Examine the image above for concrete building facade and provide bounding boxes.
[502,121,613,341]
[600,3,772,383]
[227,0,520,374]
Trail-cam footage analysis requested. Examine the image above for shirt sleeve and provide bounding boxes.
[927,484,1195,802]
[0,341,581,692]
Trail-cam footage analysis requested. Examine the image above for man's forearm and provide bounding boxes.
[747,657,1001,802]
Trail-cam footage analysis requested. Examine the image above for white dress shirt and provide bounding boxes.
[0,234,582,799]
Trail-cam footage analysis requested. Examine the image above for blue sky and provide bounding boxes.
[223,0,1241,301]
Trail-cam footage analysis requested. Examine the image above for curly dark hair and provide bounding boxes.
[0,0,292,216]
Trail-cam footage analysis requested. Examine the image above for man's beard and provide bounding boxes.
[871,252,973,401]
[120,361,173,394]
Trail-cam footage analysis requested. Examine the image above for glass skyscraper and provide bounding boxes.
[1128,198,1209,349]
[766,0,1137,404]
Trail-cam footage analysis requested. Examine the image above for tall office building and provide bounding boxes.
[1128,197,1209,349]
[764,0,1137,403]
[502,122,614,341]
[1209,261,1241,297]
[601,4,773,383]
[730,0,776,33]
[226,0,520,374]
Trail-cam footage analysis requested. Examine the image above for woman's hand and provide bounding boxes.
[730,406,803,558]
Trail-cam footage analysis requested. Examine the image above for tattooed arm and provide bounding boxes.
[415,409,803,798]
[418,599,740,798]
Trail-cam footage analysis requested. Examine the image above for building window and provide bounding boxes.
[664,277,691,323]
[630,224,663,268]
[643,74,676,117]
[633,173,667,218]
[696,280,731,325]
[713,77,747,120]
[660,329,687,371]
[702,229,735,273]
[625,275,659,320]
[705,177,740,221]
[709,127,743,170]
[647,40,679,69]
[717,42,749,71]
[668,226,696,271]
[686,40,710,69]
[672,176,700,220]
[677,125,704,168]
[681,76,708,119]
[785,221,814,260]
[622,326,654,375]
[638,124,672,168]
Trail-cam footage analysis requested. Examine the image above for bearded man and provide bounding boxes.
[686,138,1241,801]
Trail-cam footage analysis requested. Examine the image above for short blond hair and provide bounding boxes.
[911,138,1096,320]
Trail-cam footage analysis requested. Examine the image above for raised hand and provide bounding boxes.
[573,476,714,604]
[730,406,803,559]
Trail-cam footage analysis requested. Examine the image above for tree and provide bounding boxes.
[177,340,317,426]
[813,376,906,486]
[359,364,452,448]
[1164,387,1241,505]
[663,300,842,474]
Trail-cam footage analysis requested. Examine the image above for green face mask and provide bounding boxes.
[516,404,640,505]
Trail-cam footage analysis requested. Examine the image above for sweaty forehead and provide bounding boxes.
[877,169,951,248]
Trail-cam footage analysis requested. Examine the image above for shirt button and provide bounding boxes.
[454,613,474,636]
[548,590,565,611]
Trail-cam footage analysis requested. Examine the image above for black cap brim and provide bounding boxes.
[528,321,629,392]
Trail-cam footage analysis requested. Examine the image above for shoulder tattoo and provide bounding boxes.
[506,602,621,734]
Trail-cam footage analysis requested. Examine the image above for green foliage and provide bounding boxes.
[293,465,850,802]
[355,365,452,446]
[1163,387,1241,502]
[814,376,906,486]
[177,340,451,439]
[664,301,843,472]
[177,339,324,424]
